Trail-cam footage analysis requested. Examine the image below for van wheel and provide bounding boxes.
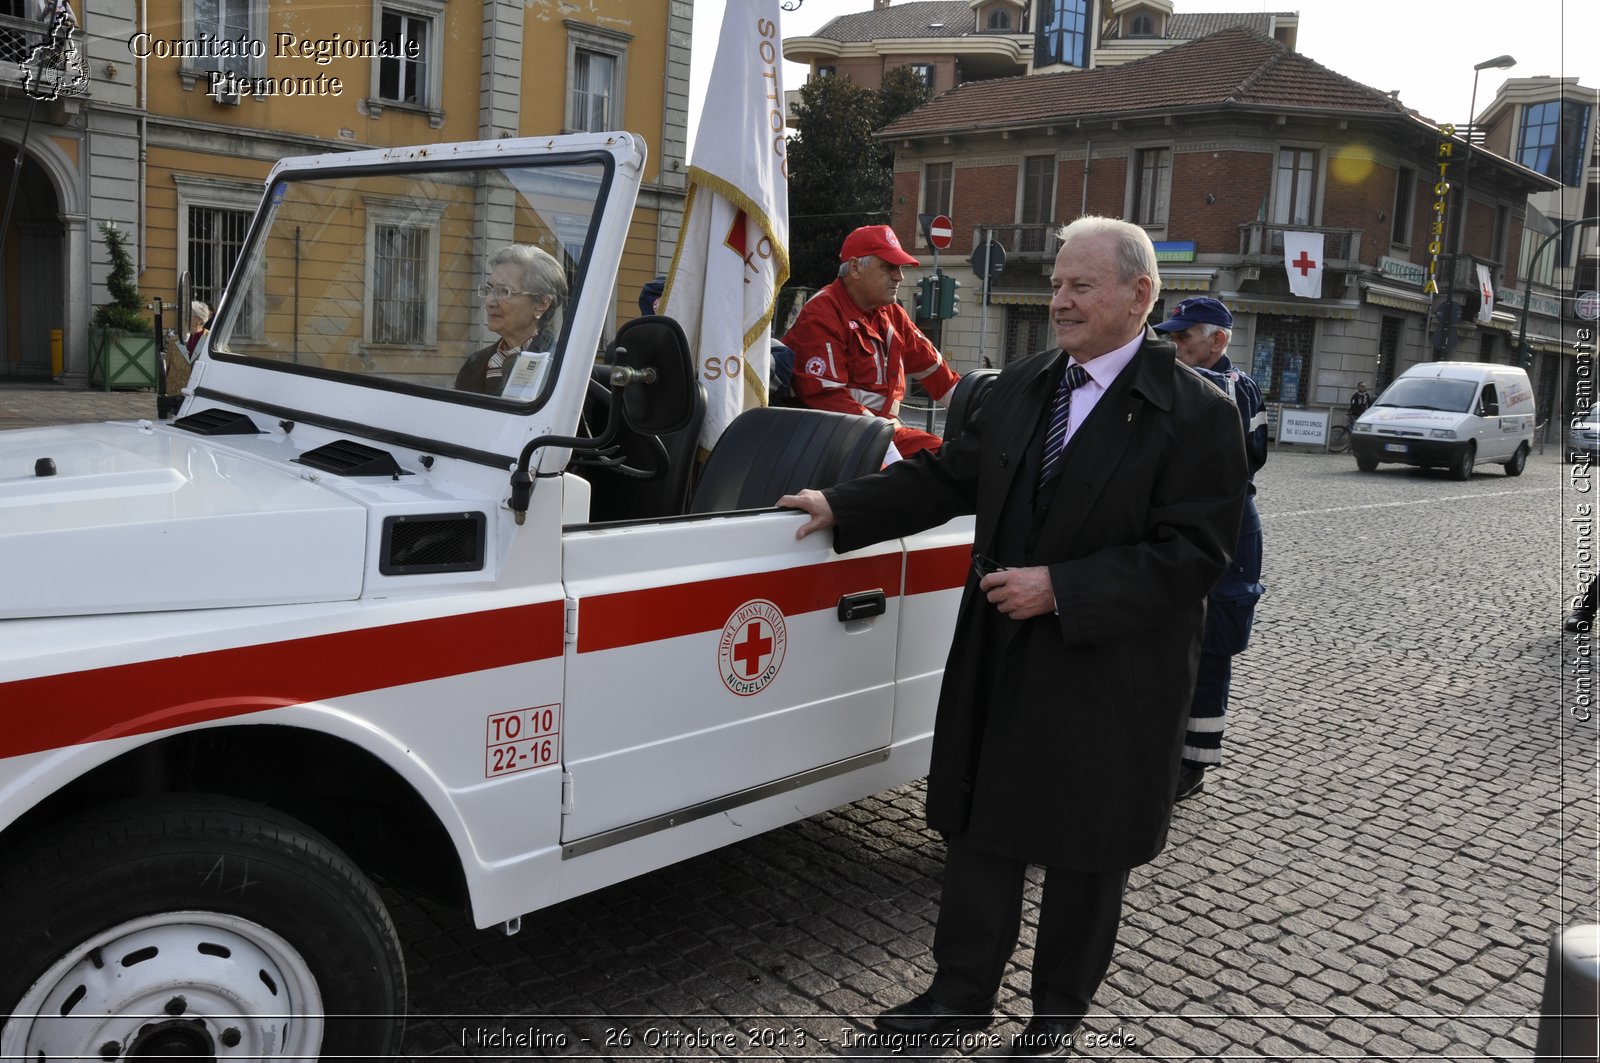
[0,795,406,1060]
[1503,443,1529,477]
[1449,442,1475,481]
[1356,454,1379,472]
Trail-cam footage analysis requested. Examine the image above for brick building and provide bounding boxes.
[872,27,1558,423]
[0,1,692,385]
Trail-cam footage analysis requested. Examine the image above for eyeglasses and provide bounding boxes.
[971,552,1006,580]
[476,283,536,301]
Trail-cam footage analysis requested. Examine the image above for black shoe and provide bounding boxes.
[1175,764,1207,802]
[1001,1017,1075,1057]
[874,990,997,1035]
[1567,612,1594,634]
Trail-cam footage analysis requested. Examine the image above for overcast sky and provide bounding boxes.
[690,0,1600,148]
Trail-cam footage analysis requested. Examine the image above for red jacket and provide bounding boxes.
[782,279,959,456]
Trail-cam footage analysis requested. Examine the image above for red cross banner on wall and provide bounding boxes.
[1283,231,1324,299]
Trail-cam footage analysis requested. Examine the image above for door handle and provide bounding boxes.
[838,590,887,622]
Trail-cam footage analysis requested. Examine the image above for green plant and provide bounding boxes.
[92,221,150,332]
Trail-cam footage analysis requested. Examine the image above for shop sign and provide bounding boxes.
[1377,256,1426,286]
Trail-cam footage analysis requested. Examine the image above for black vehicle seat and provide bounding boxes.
[582,380,707,522]
[943,368,999,446]
[687,407,892,514]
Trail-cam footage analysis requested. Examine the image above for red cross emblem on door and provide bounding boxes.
[718,599,788,696]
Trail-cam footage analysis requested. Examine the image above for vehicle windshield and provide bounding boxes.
[208,153,610,406]
[1372,377,1476,413]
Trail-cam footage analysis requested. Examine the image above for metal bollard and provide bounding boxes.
[1535,924,1600,1061]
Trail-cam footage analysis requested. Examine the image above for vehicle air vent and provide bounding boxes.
[171,408,261,435]
[380,513,487,575]
[297,439,407,477]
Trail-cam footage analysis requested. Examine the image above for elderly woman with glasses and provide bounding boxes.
[455,244,569,395]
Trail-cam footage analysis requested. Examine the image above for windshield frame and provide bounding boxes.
[204,147,618,417]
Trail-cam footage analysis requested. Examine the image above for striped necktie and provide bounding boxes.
[1039,362,1092,485]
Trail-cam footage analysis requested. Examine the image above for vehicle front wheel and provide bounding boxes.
[0,795,405,1060]
[1503,443,1529,476]
[1356,453,1379,472]
[1449,443,1475,481]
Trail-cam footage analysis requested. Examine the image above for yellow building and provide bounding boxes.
[0,0,692,384]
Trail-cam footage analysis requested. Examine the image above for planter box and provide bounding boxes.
[89,328,158,390]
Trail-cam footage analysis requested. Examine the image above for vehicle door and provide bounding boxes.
[558,510,903,847]
[1474,382,1508,459]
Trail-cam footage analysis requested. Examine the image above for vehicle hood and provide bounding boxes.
[1358,406,1470,429]
[0,422,366,619]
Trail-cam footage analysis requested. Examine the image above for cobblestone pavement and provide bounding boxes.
[9,387,1590,1060]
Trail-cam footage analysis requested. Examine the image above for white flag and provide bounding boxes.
[1283,231,1324,299]
[1475,263,1495,323]
[662,1,790,453]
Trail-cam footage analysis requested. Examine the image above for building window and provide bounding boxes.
[986,8,1013,30]
[1271,148,1317,226]
[908,63,935,90]
[1129,13,1155,36]
[1517,100,1594,187]
[1132,147,1170,228]
[1037,0,1089,68]
[923,161,953,218]
[1019,155,1055,252]
[175,175,262,338]
[1390,167,1413,247]
[364,197,441,347]
[565,21,632,134]
[815,64,836,78]
[1519,225,1557,287]
[181,0,263,87]
[1248,314,1315,404]
[1478,332,1496,364]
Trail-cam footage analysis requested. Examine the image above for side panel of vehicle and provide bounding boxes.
[558,510,903,846]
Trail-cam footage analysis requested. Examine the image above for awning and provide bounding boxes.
[988,291,1051,306]
[1361,282,1431,312]
[1216,294,1361,319]
[1158,269,1219,292]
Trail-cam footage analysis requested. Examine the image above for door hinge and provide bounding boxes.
[561,770,575,814]
[564,597,579,646]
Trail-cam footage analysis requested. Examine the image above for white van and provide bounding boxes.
[1350,362,1536,479]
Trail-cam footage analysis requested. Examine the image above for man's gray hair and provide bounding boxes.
[839,254,880,279]
[1193,322,1231,341]
[1055,217,1162,313]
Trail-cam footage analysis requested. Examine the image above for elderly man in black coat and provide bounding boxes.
[781,216,1248,1057]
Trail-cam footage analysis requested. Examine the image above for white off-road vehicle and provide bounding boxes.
[0,133,977,1057]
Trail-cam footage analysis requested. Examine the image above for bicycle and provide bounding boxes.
[1327,419,1351,453]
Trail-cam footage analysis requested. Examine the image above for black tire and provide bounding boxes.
[1328,426,1350,454]
[1450,442,1476,481]
[0,795,405,1059]
[1503,443,1529,477]
[1356,453,1379,472]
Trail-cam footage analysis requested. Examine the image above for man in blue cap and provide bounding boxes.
[1153,296,1266,801]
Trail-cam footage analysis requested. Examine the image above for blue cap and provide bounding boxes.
[1153,296,1233,332]
[639,275,666,316]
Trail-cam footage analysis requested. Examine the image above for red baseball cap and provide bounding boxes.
[840,224,920,267]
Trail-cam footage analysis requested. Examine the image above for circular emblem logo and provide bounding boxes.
[718,599,787,697]
[804,355,826,377]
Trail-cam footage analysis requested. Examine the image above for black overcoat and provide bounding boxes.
[825,332,1248,871]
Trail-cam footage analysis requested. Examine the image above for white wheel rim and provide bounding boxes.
[2,910,324,1059]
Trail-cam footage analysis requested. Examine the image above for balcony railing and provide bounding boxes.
[0,12,49,77]
[1238,222,1362,264]
[972,222,1062,260]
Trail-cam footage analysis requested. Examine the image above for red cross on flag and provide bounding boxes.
[1283,231,1324,299]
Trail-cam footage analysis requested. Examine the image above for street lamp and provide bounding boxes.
[1437,53,1516,359]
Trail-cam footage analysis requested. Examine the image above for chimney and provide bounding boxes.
[875,0,891,9]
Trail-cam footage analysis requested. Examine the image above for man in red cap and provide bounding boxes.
[782,224,960,457]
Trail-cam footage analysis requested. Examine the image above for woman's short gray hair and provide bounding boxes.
[1054,217,1162,313]
[489,244,569,312]
[190,300,211,325]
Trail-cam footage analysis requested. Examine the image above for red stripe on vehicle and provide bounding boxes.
[906,543,970,596]
[0,601,564,760]
[578,553,903,654]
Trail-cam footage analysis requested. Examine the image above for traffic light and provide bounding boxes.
[1516,339,1534,369]
[914,275,936,319]
[937,274,961,318]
